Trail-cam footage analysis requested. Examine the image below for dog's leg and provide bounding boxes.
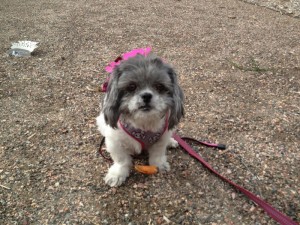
[167,137,178,148]
[148,142,170,172]
[104,140,132,187]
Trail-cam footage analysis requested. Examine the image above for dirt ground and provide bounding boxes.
[242,0,300,17]
[0,0,299,224]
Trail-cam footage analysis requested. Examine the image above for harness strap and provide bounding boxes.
[118,112,170,150]
[97,137,112,163]
[172,133,298,225]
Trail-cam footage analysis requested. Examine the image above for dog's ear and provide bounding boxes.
[102,67,123,128]
[150,56,164,68]
[167,67,184,130]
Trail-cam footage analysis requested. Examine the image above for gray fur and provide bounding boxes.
[102,67,123,128]
[102,54,184,129]
[166,66,185,129]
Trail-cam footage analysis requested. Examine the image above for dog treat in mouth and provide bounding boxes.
[134,165,158,175]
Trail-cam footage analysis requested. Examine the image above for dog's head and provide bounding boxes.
[102,54,184,130]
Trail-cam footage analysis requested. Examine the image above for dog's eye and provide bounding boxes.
[154,83,167,93]
[126,83,137,92]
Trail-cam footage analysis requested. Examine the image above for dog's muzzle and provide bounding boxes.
[138,92,153,112]
[141,92,152,104]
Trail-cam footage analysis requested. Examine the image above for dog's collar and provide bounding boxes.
[118,112,169,150]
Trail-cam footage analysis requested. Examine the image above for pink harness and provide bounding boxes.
[118,114,169,150]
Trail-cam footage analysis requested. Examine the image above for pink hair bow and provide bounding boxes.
[105,47,152,73]
[101,47,152,92]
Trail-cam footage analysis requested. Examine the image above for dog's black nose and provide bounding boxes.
[141,92,152,103]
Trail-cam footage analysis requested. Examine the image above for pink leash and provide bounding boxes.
[99,48,297,224]
[173,133,298,225]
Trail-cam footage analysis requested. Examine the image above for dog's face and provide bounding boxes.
[103,54,184,129]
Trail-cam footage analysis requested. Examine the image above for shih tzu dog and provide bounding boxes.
[96,48,184,187]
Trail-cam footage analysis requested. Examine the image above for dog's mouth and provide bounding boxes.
[139,104,152,112]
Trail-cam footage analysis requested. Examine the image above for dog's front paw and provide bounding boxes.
[157,161,170,172]
[168,137,179,148]
[104,173,127,187]
[149,158,170,172]
[104,164,130,187]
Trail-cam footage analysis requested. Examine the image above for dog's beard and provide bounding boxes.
[120,93,170,131]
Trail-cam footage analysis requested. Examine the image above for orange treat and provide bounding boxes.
[134,165,158,175]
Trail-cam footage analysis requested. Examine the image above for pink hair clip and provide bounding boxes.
[105,47,152,73]
[101,47,152,92]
